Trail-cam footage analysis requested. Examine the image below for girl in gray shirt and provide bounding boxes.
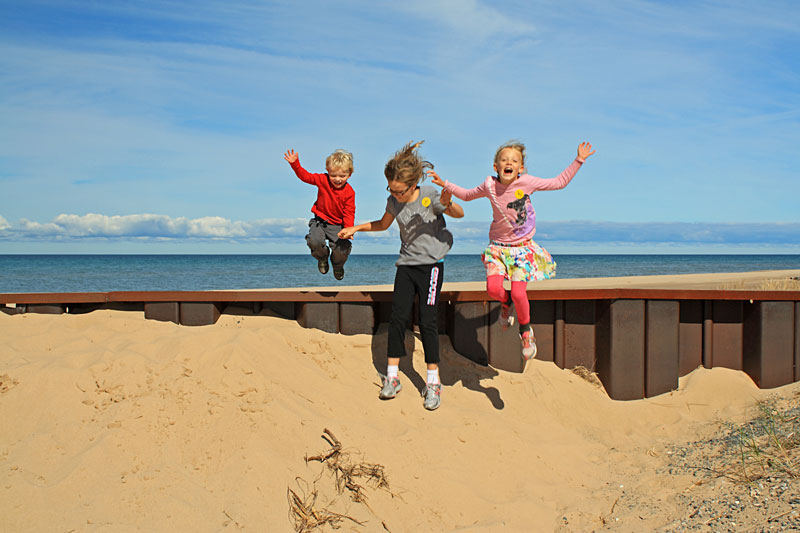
[338,141,463,410]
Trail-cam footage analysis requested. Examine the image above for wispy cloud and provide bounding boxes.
[534,221,800,245]
[4,213,307,240]
[2,213,799,247]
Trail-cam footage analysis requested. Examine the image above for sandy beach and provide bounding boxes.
[257,268,800,293]
[2,275,800,531]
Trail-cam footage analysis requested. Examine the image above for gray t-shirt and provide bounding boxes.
[386,185,453,266]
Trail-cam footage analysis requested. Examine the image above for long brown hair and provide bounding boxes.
[384,140,433,187]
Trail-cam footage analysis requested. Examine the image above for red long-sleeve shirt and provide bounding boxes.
[290,159,355,227]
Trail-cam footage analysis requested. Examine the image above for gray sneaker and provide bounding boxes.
[317,257,329,275]
[379,374,402,399]
[422,383,441,411]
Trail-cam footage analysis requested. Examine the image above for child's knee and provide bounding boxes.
[486,278,506,301]
[330,239,351,263]
[333,239,352,253]
[305,230,326,248]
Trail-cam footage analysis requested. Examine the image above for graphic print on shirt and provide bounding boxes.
[506,194,536,237]
[397,201,438,252]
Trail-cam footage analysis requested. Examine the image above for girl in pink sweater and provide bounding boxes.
[430,140,595,361]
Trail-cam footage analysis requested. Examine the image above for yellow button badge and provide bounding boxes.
[421,197,431,207]
[514,189,525,199]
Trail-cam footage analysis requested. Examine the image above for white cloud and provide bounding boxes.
[6,213,308,240]
[2,214,800,247]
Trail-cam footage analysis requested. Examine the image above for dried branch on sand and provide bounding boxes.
[306,428,393,503]
[288,428,395,532]
[287,478,364,532]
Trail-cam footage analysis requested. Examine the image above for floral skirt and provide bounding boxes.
[481,239,556,282]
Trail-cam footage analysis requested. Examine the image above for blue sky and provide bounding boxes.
[1,0,798,254]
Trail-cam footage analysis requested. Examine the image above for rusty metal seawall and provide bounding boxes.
[3,285,800,401]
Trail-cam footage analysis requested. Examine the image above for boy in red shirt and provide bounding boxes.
[283,148,355,280]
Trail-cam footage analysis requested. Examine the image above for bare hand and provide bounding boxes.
[283,149,299,164]
[427,169,445,187]
[338,227,356,240]
[440,188,452,206]
[577,142,595,160]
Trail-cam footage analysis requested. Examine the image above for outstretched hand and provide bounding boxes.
[427,169,445,187]
[338,227,356,240]
[283,149,299,164]
[440,188,453,206]
[577,142,595,160]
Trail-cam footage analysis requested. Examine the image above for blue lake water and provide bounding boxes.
[1,254,799,293]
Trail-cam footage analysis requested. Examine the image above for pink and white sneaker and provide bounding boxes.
[520,325,537,361]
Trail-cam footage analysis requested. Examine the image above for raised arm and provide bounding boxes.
[283,148,320,185]
[428,169,486,202]
[530,142,595,191]
[338,211,395,240]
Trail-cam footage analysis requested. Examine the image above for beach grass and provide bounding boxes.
[674,393,800,485]
[719,277,800,291]
[723,396,800,483]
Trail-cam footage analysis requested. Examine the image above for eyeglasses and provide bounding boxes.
[386,183,412,196]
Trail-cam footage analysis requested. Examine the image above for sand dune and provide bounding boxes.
[1,306,798,531]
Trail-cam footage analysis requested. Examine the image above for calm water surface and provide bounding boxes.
[1,254,799,293]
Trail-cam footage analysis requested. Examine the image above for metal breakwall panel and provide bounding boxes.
[678,300,703,376]
[339,303,376,335]
[563,300,596,371]
[646,300,679,397]
[180,302,223,326]
[554,300,565,368]
[743,301,795,389]
[596,299,645,401]
[451,302,489,366]
[487,301,524,373]
[263,301,296,320]
[531,300,555,363]
[67,302,144,314]
[25,304,66,315]
[144,302,179,324]
[296,302,339,333]
[710,300,743,370]
[796,302,800,383]
[703,300,713,369]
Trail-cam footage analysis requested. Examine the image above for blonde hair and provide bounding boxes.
[384,140,433,186]
[494,139,526,167]
[326,149,354,175]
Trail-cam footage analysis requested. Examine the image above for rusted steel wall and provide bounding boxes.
[2,289,799,401]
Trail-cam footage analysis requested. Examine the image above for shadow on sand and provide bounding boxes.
[370,323,504,410]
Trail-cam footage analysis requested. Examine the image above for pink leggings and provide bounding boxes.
[486,275,530,325]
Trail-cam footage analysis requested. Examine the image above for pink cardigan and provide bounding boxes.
[443,158,584,244]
